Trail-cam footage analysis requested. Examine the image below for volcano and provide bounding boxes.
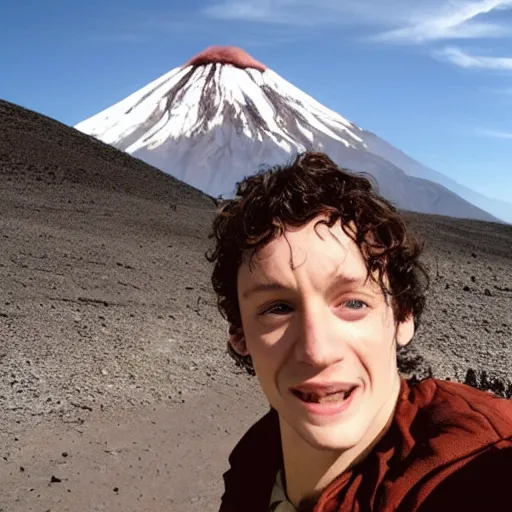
[75,46,502,223]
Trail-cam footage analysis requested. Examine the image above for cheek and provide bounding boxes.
[345,311,394,344]
[344,316,398,371]
[247,329,289,363]
[244,323,294,378]
[247,335,289,399]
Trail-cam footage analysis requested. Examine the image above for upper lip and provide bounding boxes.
[290,381,358,397]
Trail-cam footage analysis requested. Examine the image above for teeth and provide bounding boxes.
[317,392,346,403]
[300,390,350,403]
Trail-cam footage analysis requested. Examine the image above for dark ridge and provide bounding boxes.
[463,368,512,398]
[398,348,512,399]
[126,66,197,148]
[195,63,220,136]
[163,66,197,119]
[260,84,318,148]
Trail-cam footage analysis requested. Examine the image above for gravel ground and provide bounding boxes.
[0,99,510,511]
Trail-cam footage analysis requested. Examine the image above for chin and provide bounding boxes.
[294,418,369,452]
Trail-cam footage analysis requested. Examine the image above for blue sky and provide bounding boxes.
[1,0,511,203]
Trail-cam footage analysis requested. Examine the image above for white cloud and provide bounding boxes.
[203,0,512,43]
[205,1,277,22]
[372,0,512,43]
[203,0,354,26]
[477,128,512,138]
[436,46,512,69]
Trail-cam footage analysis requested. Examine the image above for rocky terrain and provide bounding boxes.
[0,99,511,511]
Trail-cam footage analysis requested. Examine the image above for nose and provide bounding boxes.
[294,302,346,368]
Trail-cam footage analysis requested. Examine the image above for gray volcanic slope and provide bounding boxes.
[0,99,511,511]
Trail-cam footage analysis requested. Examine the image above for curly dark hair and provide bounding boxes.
[206,152,429,374]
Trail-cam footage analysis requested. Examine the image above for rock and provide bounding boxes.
[464,368,478,388]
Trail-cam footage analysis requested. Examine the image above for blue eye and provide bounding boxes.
[343,300,367,310]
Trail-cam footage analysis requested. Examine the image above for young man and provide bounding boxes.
[206,152,512,512]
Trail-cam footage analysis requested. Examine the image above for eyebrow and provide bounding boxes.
[242,282,286,299]
[242,273,363,300]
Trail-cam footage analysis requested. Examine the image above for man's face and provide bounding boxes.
[234,217,414,452]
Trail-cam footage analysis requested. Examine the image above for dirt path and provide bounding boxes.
[1,379,267,512]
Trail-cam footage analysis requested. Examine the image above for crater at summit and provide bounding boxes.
[185,45,267,71]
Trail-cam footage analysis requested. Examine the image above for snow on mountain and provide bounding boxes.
[75,46,501,223]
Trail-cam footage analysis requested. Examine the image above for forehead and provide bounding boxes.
[239,217,369,285]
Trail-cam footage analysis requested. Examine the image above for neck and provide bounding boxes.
[280,375,402,508]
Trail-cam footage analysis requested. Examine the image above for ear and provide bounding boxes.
[228,324,249,356]
[396,314,415,348]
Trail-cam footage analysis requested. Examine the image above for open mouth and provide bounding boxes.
[292,386,357,404]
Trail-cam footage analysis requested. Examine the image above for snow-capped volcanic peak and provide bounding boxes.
[76,46,364,188]
[75,45,501,221]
